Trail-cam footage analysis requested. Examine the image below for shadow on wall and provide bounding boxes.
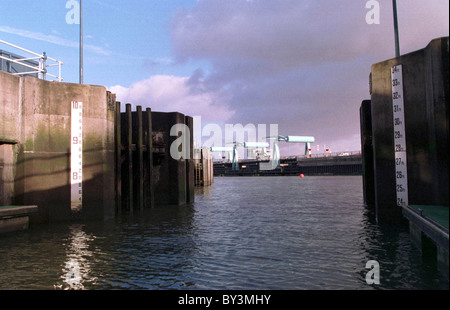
[360,37,449,223]
[9,145,115,224]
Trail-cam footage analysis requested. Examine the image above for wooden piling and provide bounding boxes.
[185,116,195,203]
[146,108,154,208]
[126,103,133,212]
[115,101,122,214]
[117,107,195,209]
[136,106,144,211]
[194,148,214,187]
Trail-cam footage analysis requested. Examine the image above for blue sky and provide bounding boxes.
[1,0,201,86]
[1,1,449,155]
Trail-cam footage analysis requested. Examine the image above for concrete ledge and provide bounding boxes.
[0,205,38,218]
[402,205,449,251]
[0,206,38,234]
[0,138,18,144]
[0,216,29,234]
[403,205,449,279]
[409,204,449,229]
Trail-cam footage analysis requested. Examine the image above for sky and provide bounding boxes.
[1,0,449,157]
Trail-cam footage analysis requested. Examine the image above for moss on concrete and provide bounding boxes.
[33,123,70,153]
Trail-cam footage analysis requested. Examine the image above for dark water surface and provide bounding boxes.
[0,176,448,290]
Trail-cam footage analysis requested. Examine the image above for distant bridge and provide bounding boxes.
[213,151,362,176]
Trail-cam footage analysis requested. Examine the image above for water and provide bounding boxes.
[0,176,448,290]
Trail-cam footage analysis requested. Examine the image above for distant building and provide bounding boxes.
[0,50,39,78]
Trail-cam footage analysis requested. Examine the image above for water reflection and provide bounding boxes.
[108,206,198,289]
[0,176,447,289]
[358,201,448,289]
[58,224,96,290]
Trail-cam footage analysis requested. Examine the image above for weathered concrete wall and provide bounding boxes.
[368,37,449,222]
[0,71,115,223]
[0,71,20,206]
[2,70,197,223]
[0,144,16,205]
[0,71,21,144]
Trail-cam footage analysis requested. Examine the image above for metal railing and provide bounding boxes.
[295,150,362,160]
[0,39,63,82]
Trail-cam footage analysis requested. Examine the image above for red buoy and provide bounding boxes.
[299,174,305,178]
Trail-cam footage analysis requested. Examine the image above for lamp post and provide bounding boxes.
[79,0,83,84]
[392,0,400,57]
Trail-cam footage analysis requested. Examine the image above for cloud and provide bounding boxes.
[91,0,125,13]
[109,73,235,123]
[0,25,166,66]
[0,25,111,56]
[168,0,449,152]
[172,0,448,67]
[172,1,383,68]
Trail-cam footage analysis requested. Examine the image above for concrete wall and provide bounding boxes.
[0,144,15,205]
[0,71,115,223]
[1,70,197,222]
[0,71,21,144]
[1,71,21,206]
[367,37,449,222]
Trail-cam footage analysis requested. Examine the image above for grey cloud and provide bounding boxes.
[172,1,390,68]
[171,0,448,152]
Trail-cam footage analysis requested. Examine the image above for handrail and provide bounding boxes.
[0,39,63,82]
[294,150,362,160]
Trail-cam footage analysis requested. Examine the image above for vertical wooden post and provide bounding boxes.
[210,151,214,185]
[126,103,133,212]
[185,116,195,203]
[115,101,122,214]
[202,148,207,186]
[146,108,154,208]
[137,106,144,211]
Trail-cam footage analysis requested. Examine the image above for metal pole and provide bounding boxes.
[42,52,47,80]
[392,0,400,57]
[79,0,83,84]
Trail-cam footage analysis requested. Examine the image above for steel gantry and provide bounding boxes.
[265,136,315,169]
[210,136,315,171]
